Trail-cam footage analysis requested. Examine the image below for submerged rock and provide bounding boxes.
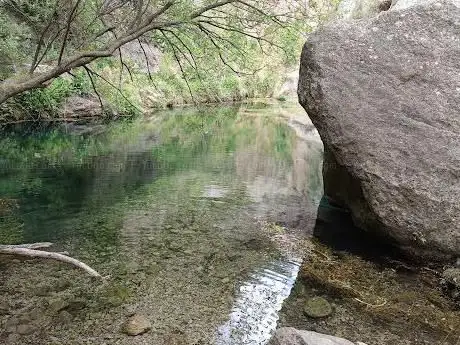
[0,301,10,315]
[47,298,70,314]
[122,314,152,336]
[303,297,333,318]
[298,0,460,260]
[268,327,357,345]
[16,323,36,335]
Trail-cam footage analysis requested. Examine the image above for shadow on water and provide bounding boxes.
[313,196,409,263]
[0,102,324,345]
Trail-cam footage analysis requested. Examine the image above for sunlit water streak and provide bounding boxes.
[216,258,301,345]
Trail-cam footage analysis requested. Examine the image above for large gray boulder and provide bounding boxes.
[390,0,438,10]
[268,327,360,345]
[298,0,460,259]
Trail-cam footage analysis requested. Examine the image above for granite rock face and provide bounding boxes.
[298,0,460,259]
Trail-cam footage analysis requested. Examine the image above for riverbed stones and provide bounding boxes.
[298,0,460,260]
[48,298,70,314]
[303,296,333,318]
[0,301,10,315]
[268,327,356,345]
[122,314,152,336]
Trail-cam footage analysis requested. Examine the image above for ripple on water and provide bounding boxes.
[216,258,301,345]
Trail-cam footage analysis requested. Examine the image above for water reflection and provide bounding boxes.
[0,102,323,345]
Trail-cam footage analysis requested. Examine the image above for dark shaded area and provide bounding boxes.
[313,196,410,263]
[379,0,392,11]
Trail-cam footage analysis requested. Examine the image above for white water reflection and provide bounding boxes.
[216,259,301,345]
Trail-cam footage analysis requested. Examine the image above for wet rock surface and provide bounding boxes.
[268,327,357,345]
[298,0,460,260]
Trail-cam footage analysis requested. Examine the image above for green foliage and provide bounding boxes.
[14,78,74,115]
[0,0,336,119]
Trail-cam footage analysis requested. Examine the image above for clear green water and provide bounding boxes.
[0,102,323,345]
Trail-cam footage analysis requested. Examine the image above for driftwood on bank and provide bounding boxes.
[0,243,102,278]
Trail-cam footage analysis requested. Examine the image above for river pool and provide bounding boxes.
[0,101,323,345]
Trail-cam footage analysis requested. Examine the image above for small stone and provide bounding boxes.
[303,296,333,318]
[57,310,73,324]
[67,299,86,312]
[54,280,71,292]
[7,333,20,343]
[243,238,265,250]
[27,307,43,320]
[48,298,70,314]
[168,243,183,252]
[0,300,10,315]
[125,304,138,316]
[5,317,19,332]
[36,284,52,296]
[126,262,141,274]
[122,314,152,336]
[221,277,231,284]
[16,323,36,335]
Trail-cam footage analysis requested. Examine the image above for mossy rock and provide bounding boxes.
[303,296,332,318]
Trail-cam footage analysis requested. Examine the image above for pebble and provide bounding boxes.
[303,296,333,318]
[48,298,70,314]
[0,300,10,315]
[16,323,36,335]
[122,314,152,336]
[58,310,73,324]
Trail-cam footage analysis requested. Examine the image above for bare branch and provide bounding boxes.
[190,0,237,18]
[30,6,58,74]
[0,246,102,278]
[85,66,141,112]
[137,39,153,80]
[58,0,82,66]
[83,66,104,112]
[160,30,195,103]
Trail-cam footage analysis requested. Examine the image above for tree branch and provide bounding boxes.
[58,0,82,65]
[0,246,102,278]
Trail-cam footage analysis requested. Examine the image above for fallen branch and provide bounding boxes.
[0,242,53,250]
[0,246,102,278]
[353,297,388,308]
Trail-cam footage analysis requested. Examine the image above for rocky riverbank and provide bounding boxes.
[276,238,460,344]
